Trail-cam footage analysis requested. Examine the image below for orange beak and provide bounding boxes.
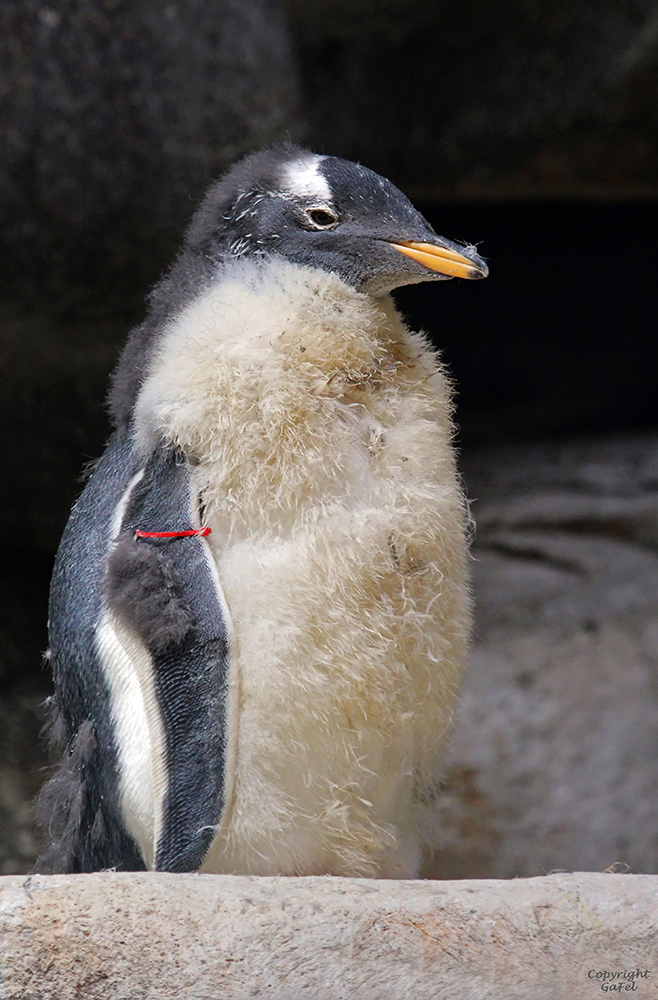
[389,240,488,279]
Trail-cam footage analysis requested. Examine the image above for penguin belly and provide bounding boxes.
[134,258,470,877]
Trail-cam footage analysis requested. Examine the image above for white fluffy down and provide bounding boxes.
[134,258,471,877]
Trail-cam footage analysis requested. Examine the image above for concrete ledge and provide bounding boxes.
[1,872,656,1000]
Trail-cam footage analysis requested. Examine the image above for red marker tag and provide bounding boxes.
[134,527,211,539]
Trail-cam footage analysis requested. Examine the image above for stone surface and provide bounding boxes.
[1,871,656,999]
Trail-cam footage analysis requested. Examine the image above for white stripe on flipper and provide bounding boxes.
[109,468,143,535]
[96,612,167,867]
[95,468,168,868]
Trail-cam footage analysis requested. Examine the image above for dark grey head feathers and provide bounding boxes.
[109,144,487,425]
[185,145,485,294]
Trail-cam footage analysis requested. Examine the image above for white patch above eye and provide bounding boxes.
[280,156,332,202]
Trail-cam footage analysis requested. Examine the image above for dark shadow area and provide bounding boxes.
[0,545,51,692]
[395,201,658,446]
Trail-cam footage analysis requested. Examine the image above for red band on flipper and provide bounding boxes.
[134,527,212,539]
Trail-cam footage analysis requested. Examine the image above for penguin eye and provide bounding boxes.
[306,208,339,229]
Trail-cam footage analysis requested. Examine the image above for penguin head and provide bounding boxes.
[185,146,488,297]
[109,146,489,423]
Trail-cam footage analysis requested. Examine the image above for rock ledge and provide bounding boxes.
[1,872,656,999]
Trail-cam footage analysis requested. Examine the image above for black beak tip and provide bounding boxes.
[465,250,489,279]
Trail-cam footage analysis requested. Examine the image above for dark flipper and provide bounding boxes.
[107,446,230,872]
[39,428,146,872]
[41,432,231,873]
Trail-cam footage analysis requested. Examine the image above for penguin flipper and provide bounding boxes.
[36,710,146,874]
[42,434,230,873]
[103,445,231,872]
[41,429,151,873]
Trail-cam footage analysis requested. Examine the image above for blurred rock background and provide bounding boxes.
[1,0,657,876]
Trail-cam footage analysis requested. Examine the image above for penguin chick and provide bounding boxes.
[39,145,488,876]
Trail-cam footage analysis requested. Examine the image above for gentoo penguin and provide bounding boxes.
[39,146,488,877]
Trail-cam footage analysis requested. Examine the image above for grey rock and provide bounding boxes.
[1,871,656,999]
